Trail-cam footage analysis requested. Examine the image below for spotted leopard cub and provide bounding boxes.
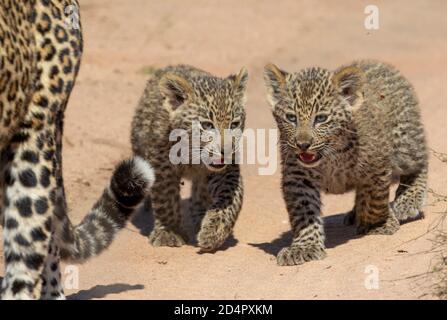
[264,60,428,266]
[132,65,247,251]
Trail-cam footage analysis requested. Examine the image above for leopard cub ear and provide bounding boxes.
[263,63,288,108]
[228,67,249,103]
[332,66,365,109]
[159,73,193,110]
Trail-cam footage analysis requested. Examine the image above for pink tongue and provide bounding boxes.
[299,153,316,163]
[213,157,225,164]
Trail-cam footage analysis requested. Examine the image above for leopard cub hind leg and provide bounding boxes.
[351,169,400,235]
[345,167,427,229]
[391,167,427,223]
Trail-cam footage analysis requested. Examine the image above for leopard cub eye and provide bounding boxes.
[285,114,297,124]
[201,121,214,131]
[314,114,328,124]
[230,120,240,130]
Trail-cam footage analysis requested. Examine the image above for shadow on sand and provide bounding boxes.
[131,199,155,237]
[68,283,144,300]
[0,277,143,300]
[249,213,360,257]
[131,198,239,251]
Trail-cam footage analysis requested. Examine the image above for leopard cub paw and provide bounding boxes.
[148,228,187,247]
[277,245,327,266]
[197,215,230,252]
[357,213,400,235]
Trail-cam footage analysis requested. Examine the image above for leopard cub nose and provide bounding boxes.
[297,142,311,151]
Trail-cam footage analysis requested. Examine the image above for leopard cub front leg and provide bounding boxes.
[197,166,243,252]
[277,169,326,266]
[148,167,187,247]
[190,175,212,234]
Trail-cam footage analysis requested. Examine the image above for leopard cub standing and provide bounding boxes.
[264,60,428,266]
[131,65,248,251]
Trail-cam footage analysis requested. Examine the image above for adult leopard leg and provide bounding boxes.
[1,0,83,298]
[1,126,60,299]
[0,148,7,291]
[40,235,64,300]
[39,52,69,300]
[0,147,8,227]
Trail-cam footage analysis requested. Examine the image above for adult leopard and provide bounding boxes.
[0,0,154,299]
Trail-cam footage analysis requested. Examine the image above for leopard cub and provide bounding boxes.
[131,65,248,251]
[264,60,428,266]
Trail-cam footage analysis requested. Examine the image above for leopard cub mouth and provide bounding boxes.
[208,163,227,170]
[297,152,322,167]
[206,157,228,171]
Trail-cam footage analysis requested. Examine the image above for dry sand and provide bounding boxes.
[1,0,447,299]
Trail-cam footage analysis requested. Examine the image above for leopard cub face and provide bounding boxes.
[160,67,248,172]
[263,63,365,168]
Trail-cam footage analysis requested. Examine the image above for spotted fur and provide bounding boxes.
[0,1,154,299]
[131,65,247,251]
[264,60,428,266]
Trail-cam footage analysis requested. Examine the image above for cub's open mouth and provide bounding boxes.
[209,163,226,170]
[207,157,227,171]
[298,152,322,166]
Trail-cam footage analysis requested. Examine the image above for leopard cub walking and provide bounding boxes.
[131,65,248,251]
[264,60,428,266]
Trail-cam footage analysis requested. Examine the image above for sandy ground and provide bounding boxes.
[1,0,447,299]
